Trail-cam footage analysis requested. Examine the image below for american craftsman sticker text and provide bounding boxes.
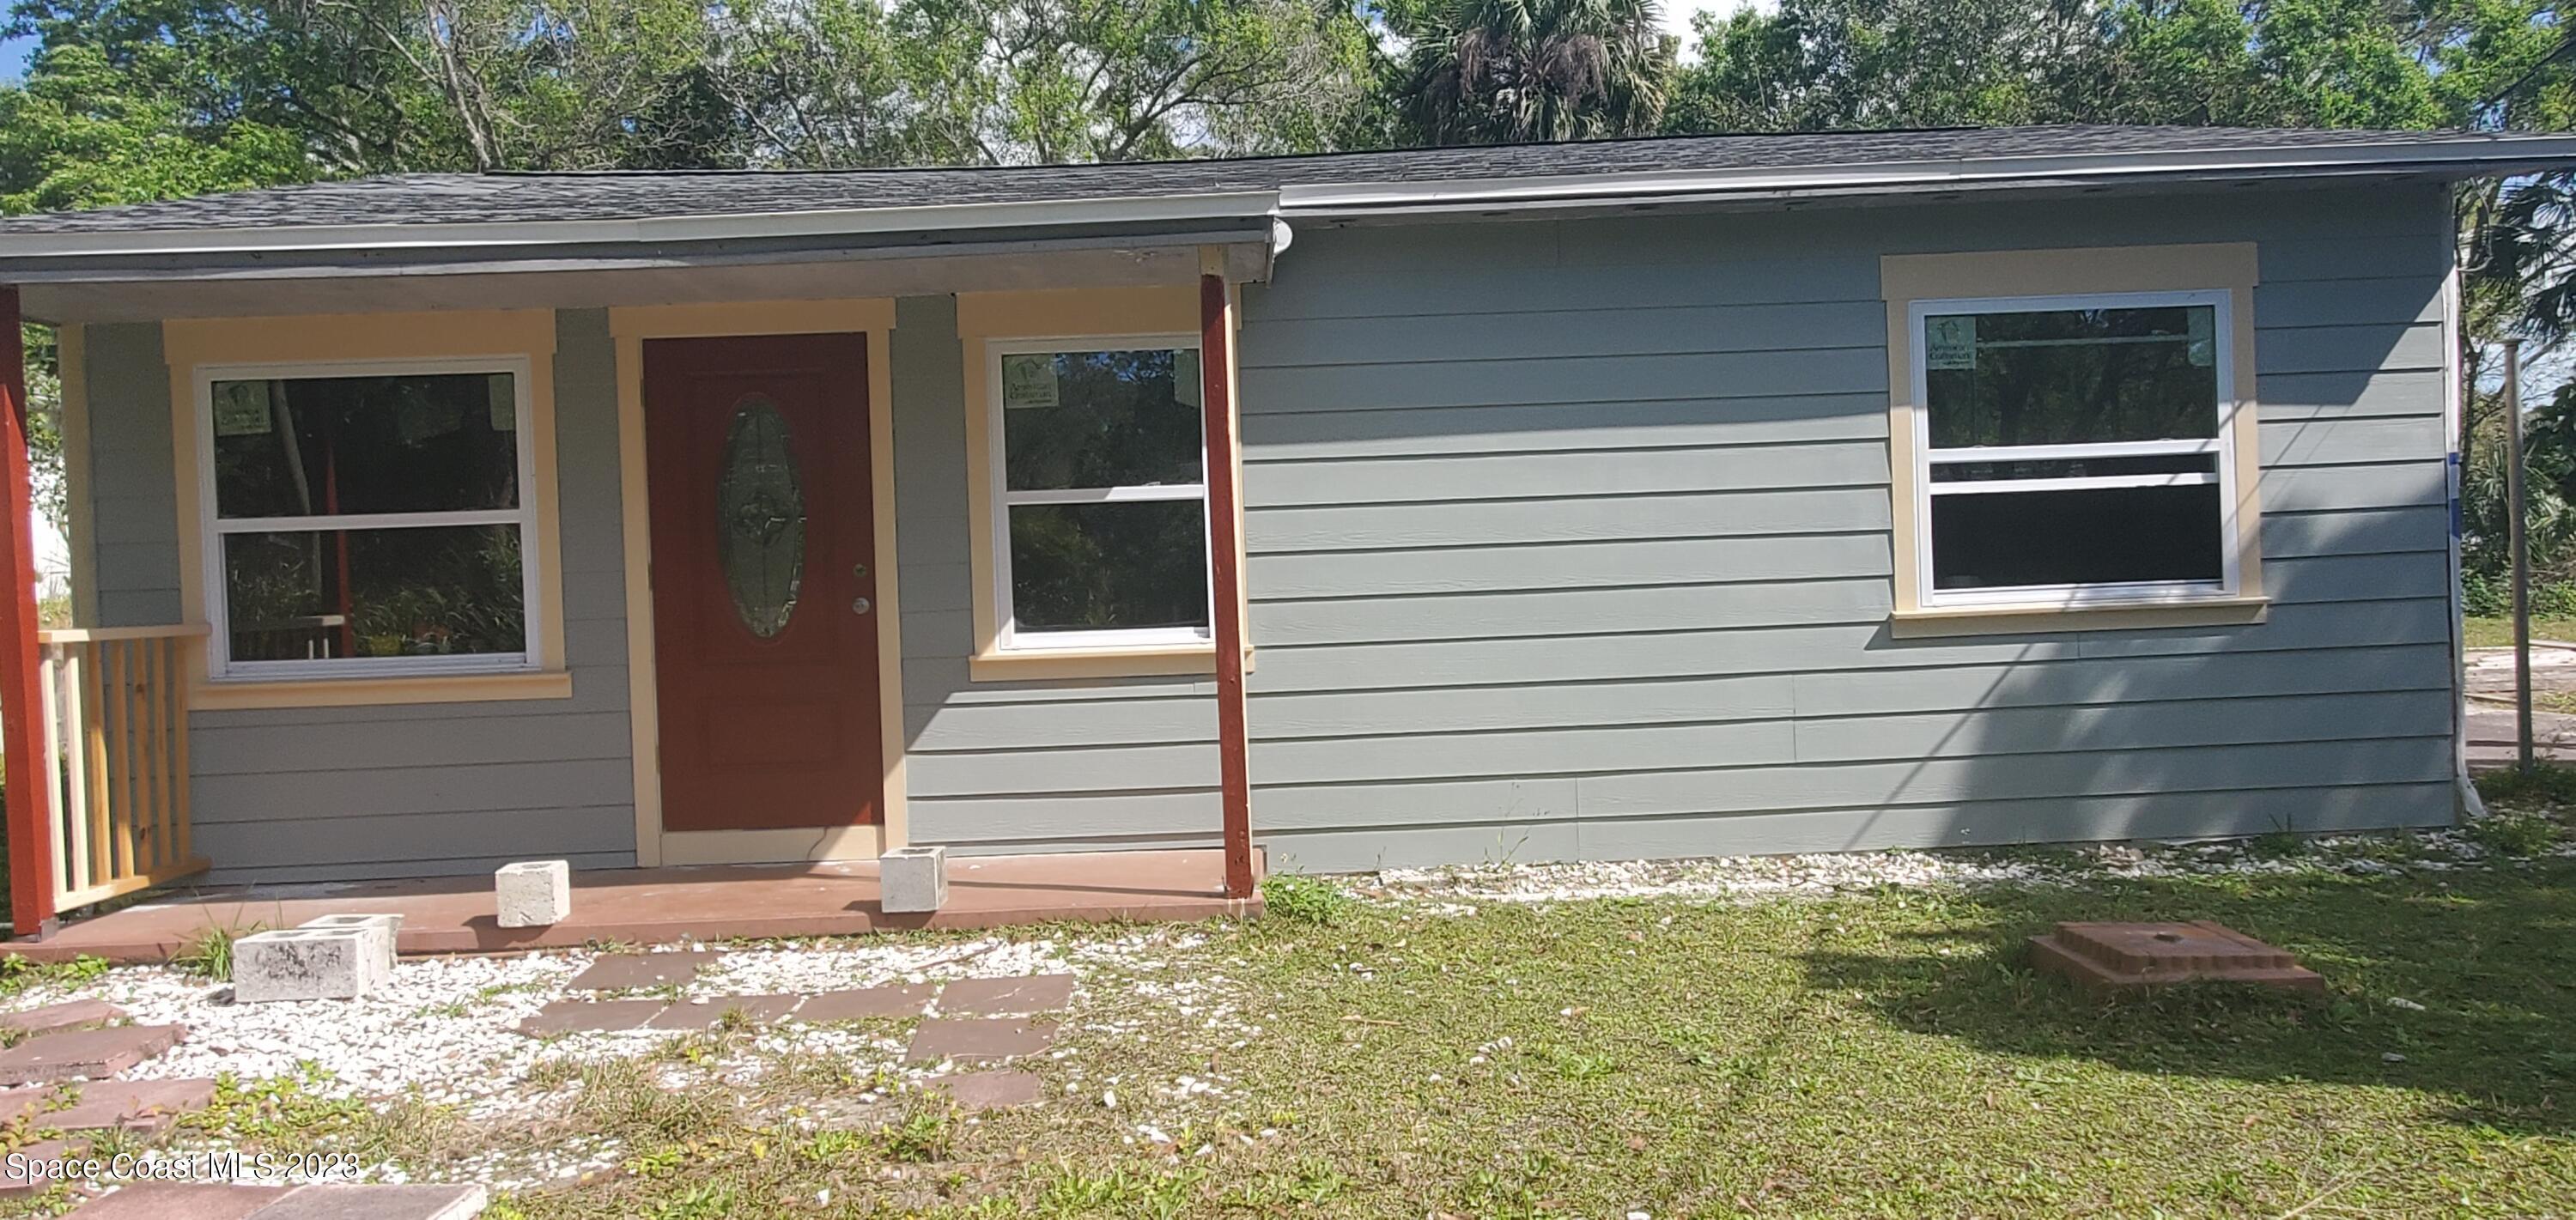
[213,381,273,437]
[1001,354,1059,410]
[1923,316,1976,371]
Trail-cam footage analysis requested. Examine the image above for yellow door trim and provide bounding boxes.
[611,300,906,867]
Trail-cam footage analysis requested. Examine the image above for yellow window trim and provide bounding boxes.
[194,670,574,711]
[957,281,1251,682]
[1889,595,2270,640]
[605,298,907,867]
[162,309,569,706]
[969,643,1257,683]
[1880,244,2264,638]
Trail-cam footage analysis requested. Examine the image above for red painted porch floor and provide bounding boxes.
[10,848,1261,964]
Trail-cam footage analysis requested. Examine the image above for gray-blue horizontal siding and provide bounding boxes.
[1222,187,2458,872]
[80,310,641,884]
[892,295,1224,852]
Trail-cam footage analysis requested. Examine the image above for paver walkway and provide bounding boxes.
[518,969,1076,1110]
[64,1182,486,1218]
[0,1000,489,1214]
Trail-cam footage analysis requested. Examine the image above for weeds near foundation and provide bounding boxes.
[2477,761,2576,807]
[2466,810,2567,856]
[1258,874,1351,926]
[174,923,258,981]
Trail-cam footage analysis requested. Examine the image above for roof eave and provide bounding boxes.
[0,189,1284,263]
[1273,137,2576,216]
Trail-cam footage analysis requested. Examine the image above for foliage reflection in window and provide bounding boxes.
[990,343,1210,646]
[207,368,532,672]
[1915,295,2235,602]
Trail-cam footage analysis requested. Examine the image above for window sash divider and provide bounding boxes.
[210,508,528,534]
[1000,484,1208,507]
[1928,472,2221,496]
[1924,438,2221,463]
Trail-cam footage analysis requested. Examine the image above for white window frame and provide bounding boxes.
[982,334,1213,653]
[193,355,546,681]
[1908,288,2243,610]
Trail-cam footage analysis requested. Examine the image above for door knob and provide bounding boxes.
[851,597,872,616]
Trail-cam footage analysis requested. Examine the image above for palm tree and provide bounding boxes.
[1390,0,1674,145]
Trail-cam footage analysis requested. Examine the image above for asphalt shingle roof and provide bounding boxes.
[0,124,2552,236]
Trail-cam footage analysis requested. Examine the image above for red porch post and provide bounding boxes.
[0,288,56,937]
[1200,265,1255,900]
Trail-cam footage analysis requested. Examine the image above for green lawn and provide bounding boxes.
[2465,614,2576,647]
[21,825,2576,1217]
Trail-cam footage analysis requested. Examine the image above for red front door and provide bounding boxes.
[644,333,881,832]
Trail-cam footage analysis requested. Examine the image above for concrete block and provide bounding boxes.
[495,860,571,928]
[232,928,373,1003]
[879,846,948,913]
[297,914,401,984]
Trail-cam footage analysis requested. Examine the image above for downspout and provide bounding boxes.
[2445,253,2488,820]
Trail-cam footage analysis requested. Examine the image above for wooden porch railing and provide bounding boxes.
[33,625,210,912]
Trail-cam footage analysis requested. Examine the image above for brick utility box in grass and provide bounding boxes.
[880,846,948,913]
[2029,920,2325,995]
[496,859,572,928]
[233,928,375,1003]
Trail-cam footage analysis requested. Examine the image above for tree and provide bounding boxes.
[1666,0,2452,134]
[1379,0,1674,146]
[1667,0,2095,132]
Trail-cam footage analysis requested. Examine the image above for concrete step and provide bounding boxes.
[0,1024,187,1086]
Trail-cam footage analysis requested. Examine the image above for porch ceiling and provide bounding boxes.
[17,223,1279,325]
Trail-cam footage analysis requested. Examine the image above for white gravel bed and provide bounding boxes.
[1361,823,2571,906]
[3,934,1103,1117]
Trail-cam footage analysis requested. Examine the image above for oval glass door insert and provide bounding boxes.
[716,397,805,639]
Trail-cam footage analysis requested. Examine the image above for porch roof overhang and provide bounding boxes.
[0,202,1288,325]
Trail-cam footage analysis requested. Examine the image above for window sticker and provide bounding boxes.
[488,373,517,432]
[1175,349,1202,410]
[1001,353,1060,410]
[1924,315,1977,371]
[213,381,273,437]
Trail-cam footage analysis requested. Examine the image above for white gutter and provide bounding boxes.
[0,190,1284,260]
[1273,135,2576,214]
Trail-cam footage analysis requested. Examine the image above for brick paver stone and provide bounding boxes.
[793,985,936,1022]
[516,998,667,1035]
[0,999,125,1039]
[927,1071,1043,1111]
[904,1017,1055,1065]
[643,994,801,1030]
[239,1183,488,1220]
[62,1182,292,1219]
[938,974,1075,1016]
[45,1077,219,1134]
[0,1025,186,1086]
[566,952,714,991]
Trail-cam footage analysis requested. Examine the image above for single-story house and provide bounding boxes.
[0,123,2565,935]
